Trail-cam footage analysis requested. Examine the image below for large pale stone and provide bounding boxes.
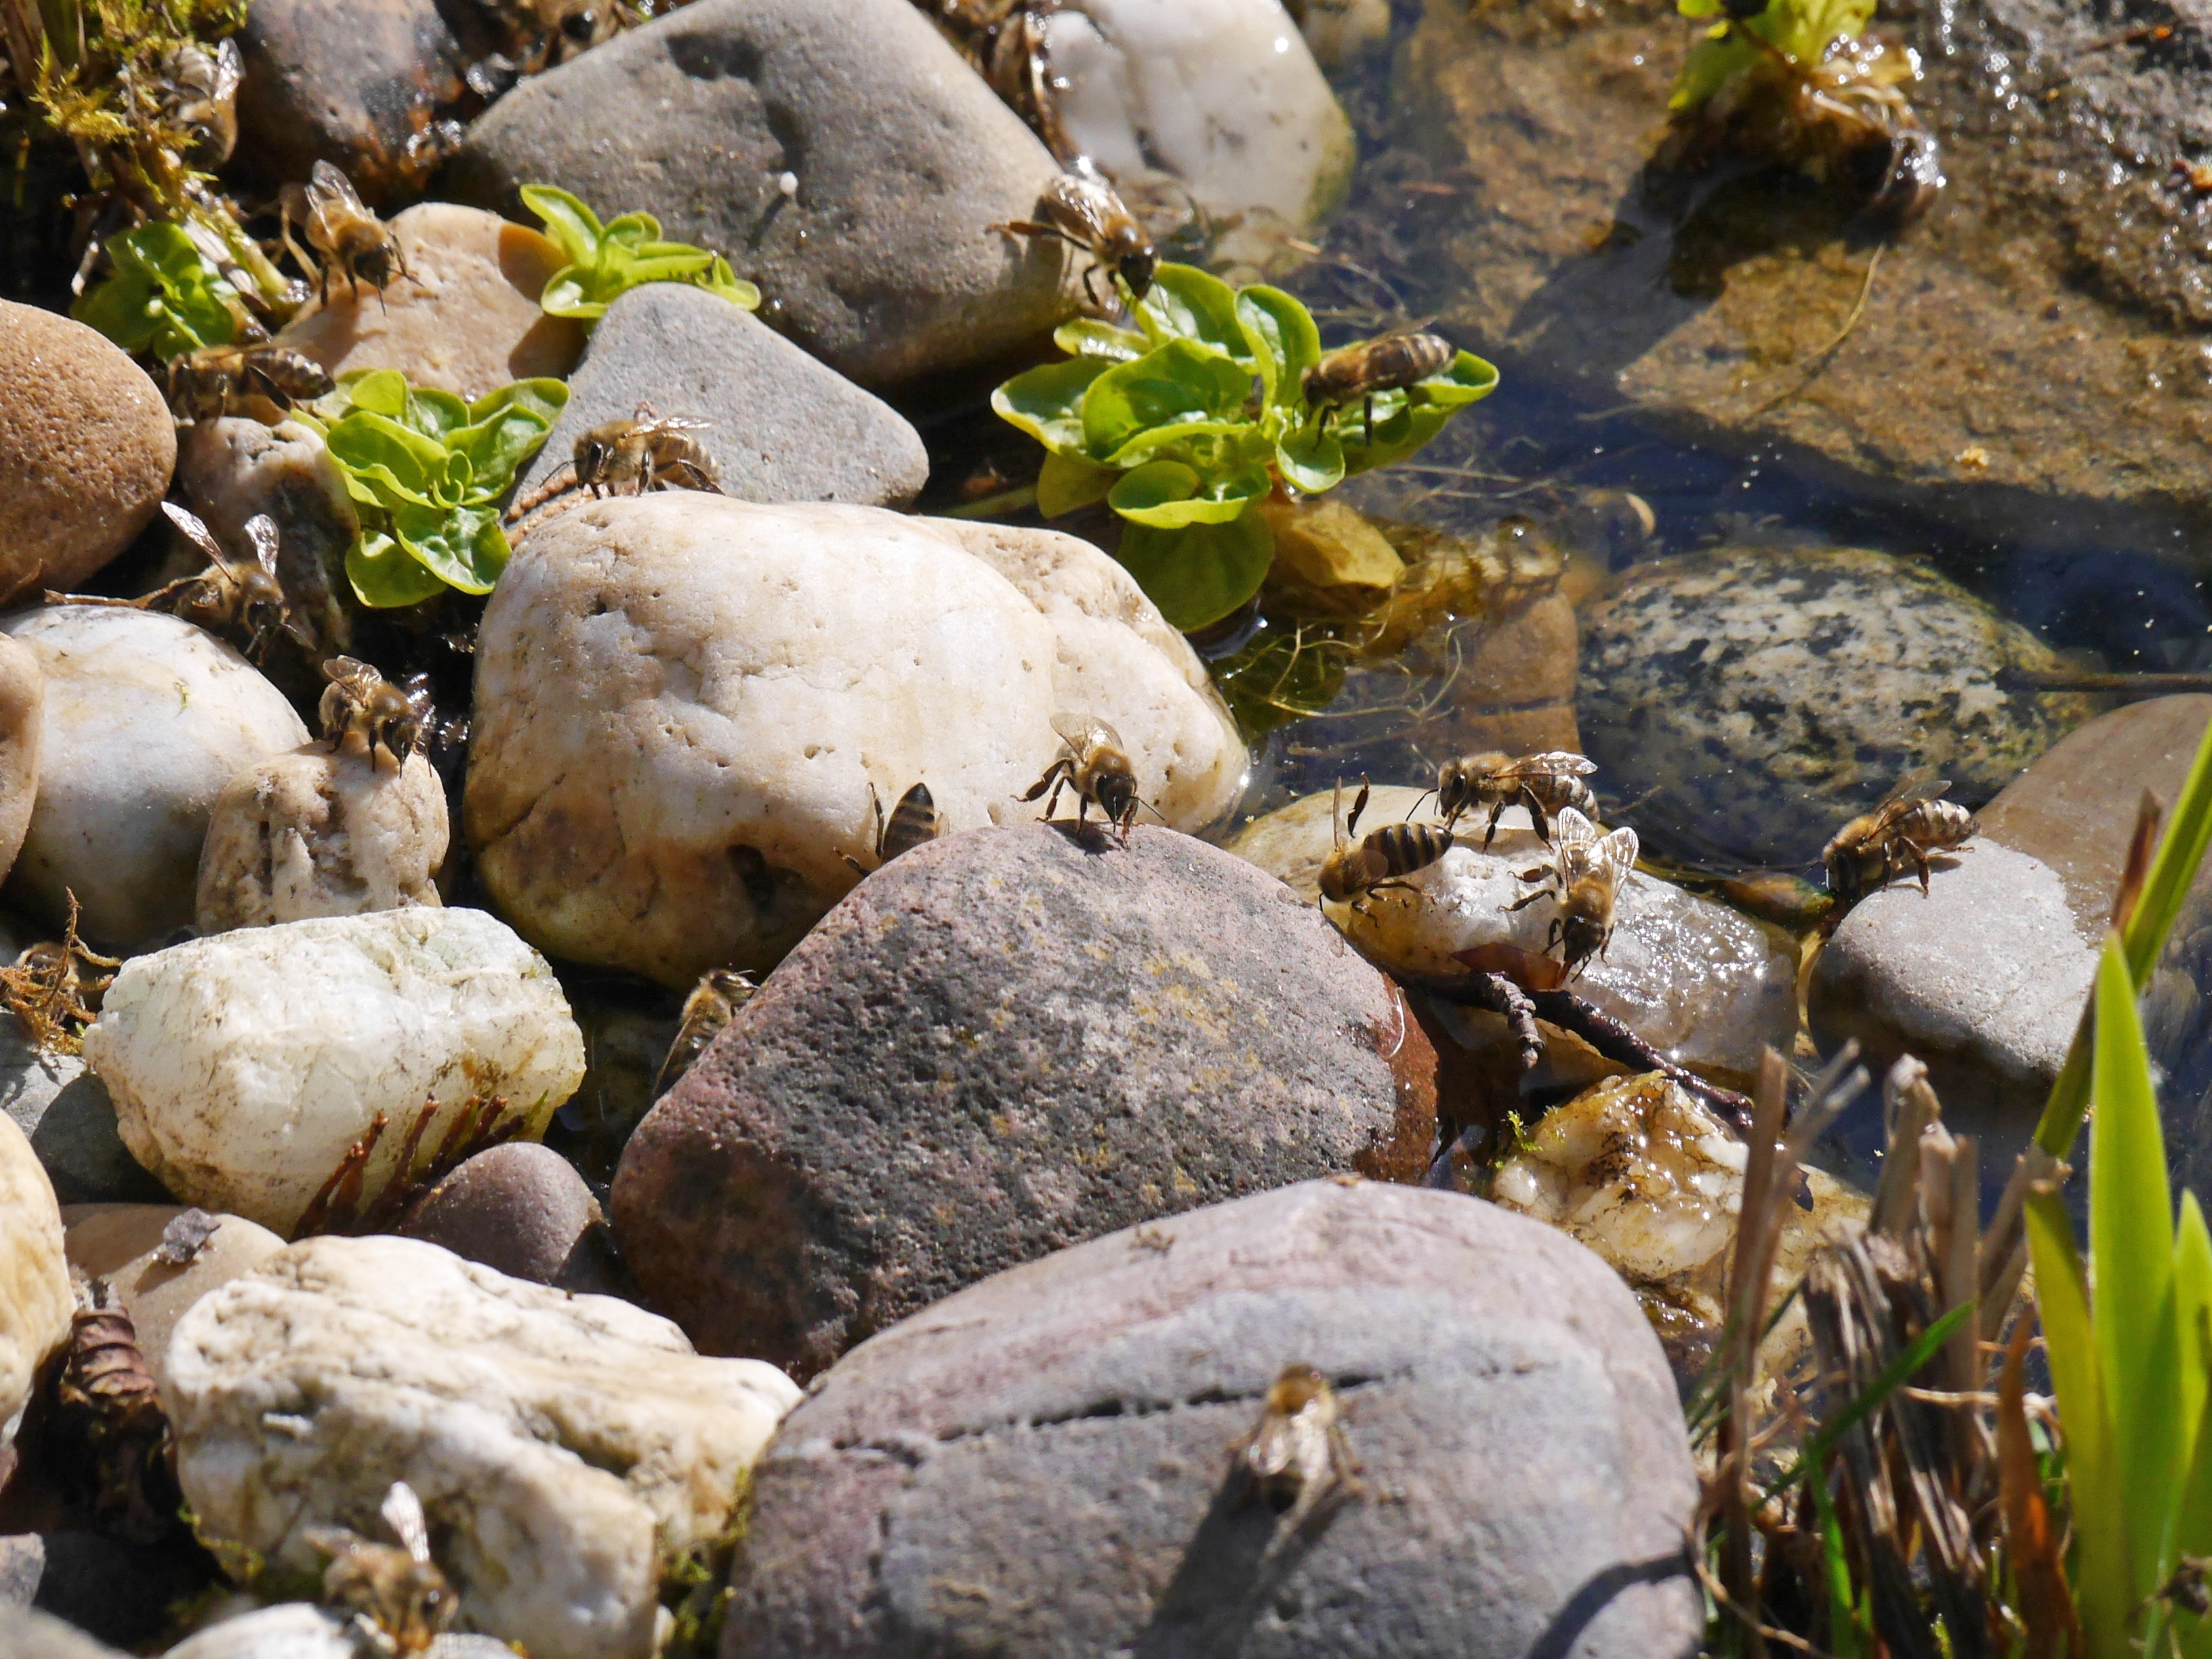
[0,1112,70,1448]
[195,746,448,934]
[163,1603,512,1658]
[0,634,43,890]
[81,909,586,1236]
[169,1235,802,1659]
[1,607,311,947]
[275,203,586,402]
[466,494,1246,985]
[60,1204,286,1389]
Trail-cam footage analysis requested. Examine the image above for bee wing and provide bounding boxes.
[1595,825,1641,885]
[1874,766,1948,811]
[1551,805,1600,846]
[210,35,243,98]
[321,653,377,692]
[1050,711,1120,752]
[1496,750,1597,781]
[380,1481,432,1565]
[161,500,226,567]
[241,514,281,579]
[308,159,364,211]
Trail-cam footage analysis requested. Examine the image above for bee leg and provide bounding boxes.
[1505,887,1550,912]
[1326,1421,1367,1500]
[1522,789,1553,845]
[1362,393,1375,446]
[1345,777,1372,840]
[1907,838,1933,895]
[1481,802,1504,851]
[1019,758,1070,806]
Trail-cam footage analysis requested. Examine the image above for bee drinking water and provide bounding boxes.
[1420,750,1599,848]
[281,161,415,307]
[506,403,722,535]
[1317,777,1456,909]
[844,781,944,876]
[1508,806,1639,977]
[1233,1363,1364,1521]
[653,968,758,1099]
[305,1481,457,1657]
[166,342,335,422]
[52,504,314,663]
[320,656,432,773]
[991,159,1159,308]
[1822,767,1976,905]
[1021,713,1152,842]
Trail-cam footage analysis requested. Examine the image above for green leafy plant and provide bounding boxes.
[991,264,1498,632]
[520,185,760,322]
[69,220,241,359]
[293,369,568,608]
[1670,0,1872,113]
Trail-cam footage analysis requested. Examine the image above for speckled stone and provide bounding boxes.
[0,302,176,594]
[1578,545,2091,865]
[724,1179,1701,1659]
[611,825,1441,1376]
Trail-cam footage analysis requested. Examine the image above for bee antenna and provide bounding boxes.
[1136,796,1170,825]
[1403,787,1435,822]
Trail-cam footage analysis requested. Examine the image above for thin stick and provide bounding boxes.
[1754,245,1883,415]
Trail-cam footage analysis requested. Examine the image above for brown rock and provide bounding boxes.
[0,303,176,595]
[611,825,1439,1375]
[58,1204,284,1389]
[396,1141,621,1293]
[275,203,587,401]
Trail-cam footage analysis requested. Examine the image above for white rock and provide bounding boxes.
[163,1603,514,1658]
[1,607,311,947]
[82,909,586,1236]
[0,1111,71,1446]
[196,746,449,934]
[466,494,1247,986]
[1229,784,1798,1074]
[169,1235,803,1659]
[1044,0,1355,268]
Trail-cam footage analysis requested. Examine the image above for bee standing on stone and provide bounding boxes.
[157,37,245,167]
[991,159,1159,308]
[320,656,432,773]
[1317,777,1456,910]
[166,342,335,422]
[844,781,944,876]
[281,161,415,307]
[1418,750,1599,848]
[306,1481,458,1657]
[1021,712,1151,842]
[1302,329,1456,443]
[506,403,722,533]
[52,504,314,663]
[1233,1363,1364,1521]
[1509,806,1639,977]
[1822,767,1976,905]
[653,968,758,1099]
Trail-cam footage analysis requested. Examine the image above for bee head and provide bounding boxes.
[402,1561,458,1634]
[1115,238,1158,303]
[577,431,615,483]
[1557,895,1610,965]
[1094,762,1139,830]
[352,237,397,291]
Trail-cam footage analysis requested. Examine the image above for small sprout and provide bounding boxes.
[520,184,760,322]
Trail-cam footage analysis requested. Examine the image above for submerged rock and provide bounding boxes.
[0,1113,69,1448]
[275,203,588,401]
[0,302,176,594]
[611,825,1441,1375]
[514,283,928,510]
[726,1179,1700,1658]
[1490,1073,1868,1387]
[1578,545,2087,866]
[1230,784,1797,1078]
[1401,0,2212,554]
[1,607,312,947]
[466,493,1244,985]
[194,745,448,933]
[449,0,1076,390]
[58,1204,286,1390]
[82,909,586,1236]
[169,1235,800,1659]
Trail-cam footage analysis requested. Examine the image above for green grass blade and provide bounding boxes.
[1808,1472,1864,1659]
[2028,1182,2132,1655]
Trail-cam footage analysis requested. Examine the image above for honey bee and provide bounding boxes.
[319,656,432,773]
[1301,329,1456,441]
[305,1481,457,1657]
[1021,712,1151,842]
[926,1,1081,166]
[1233,1364,1364,1519]
[52,504,314,661]
[1420,750,1599,848]
[991,159,1159,308]
[1317,776,1456,908]
[166,342,335,422]
[281,161,415,307]
[843,781,944,876]
[1822,767,1977,905]
[508,403,722,529]
[653,968,757,1099]
[1508,806,1639,977]
[157,37,244,167]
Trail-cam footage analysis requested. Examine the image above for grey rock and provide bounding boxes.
[516,284,928,508]
[1401,0,2212,558]
[611,825,1445,1376]
[1579,545,2090,866]
[724,1179,1700,1659]
[1,1033,167,1206]
[447,0,1076,390]
[396,1141,623,1293]
[12,1606,126,1658]
[1,1532,43,1606]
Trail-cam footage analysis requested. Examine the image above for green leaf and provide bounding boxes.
[1338,398,1454,476]
[1408,349,1502,411]
[991,356,1113,455]
[342,369,410,419]
[1107,459,1269,528]
[520,182,760,324]
[326,411,457,508]
[447,380,567,501]
[394,502,507,595]
[72,222,241,362]
[1113,509,1275,632]
[518,184,605,266]
[346,530,449,609]
[1236,286,1323,410]
[1036,452,1116,517]
[1082,340,1254,461]
[1103,417,1252,470]
[1054,317,1151,362]
[1275,426,1345,494]
[402,386,472,441]
[1133,263,1250,363]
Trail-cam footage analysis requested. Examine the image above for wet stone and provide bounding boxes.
[1578,545,2087,867]
[162,1603,517,1658]
[610,825,1442,1376]
[448,0,1076,390]
[514,282,928,509]
[725,1179,1700,1659]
